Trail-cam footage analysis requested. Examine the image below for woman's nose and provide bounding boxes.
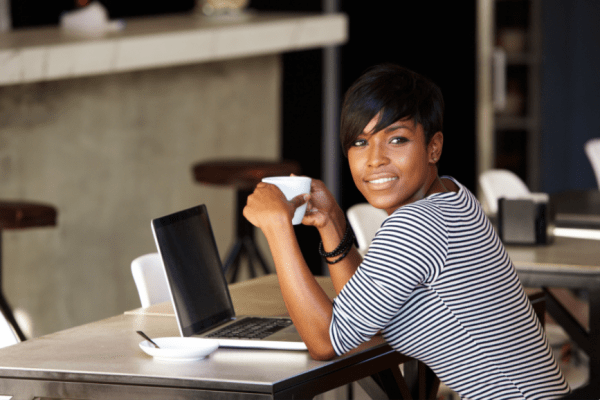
[367,142,388,167]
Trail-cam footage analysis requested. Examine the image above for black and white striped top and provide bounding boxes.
[330,177,570,399]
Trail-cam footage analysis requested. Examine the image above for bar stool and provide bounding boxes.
[192,159,301,282]
[0,201,57,341]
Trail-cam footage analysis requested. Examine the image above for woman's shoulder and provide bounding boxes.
[433,176,478,205]
[374,197,450,257]
[382,177,473,226]
[384,197,447,230]
[440,176,460,193]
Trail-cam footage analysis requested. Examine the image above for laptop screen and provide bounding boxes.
[151,205,235,337]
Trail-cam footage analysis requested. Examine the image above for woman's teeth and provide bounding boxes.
[369,177,397,184]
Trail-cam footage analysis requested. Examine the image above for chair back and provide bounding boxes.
[131,253,171,308]
[478,169,531,215]
[347,203,388,257]
[0,312,19,349]
[585,138,600,189]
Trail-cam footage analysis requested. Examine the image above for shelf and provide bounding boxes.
[495,115,539,130]
[505,52,540,65]
[494,0,541,188]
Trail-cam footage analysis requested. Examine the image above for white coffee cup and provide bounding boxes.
[261,176,312,225]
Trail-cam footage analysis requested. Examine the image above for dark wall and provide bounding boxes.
[540,0,600,193]
[252,1,477,274]
[337,2,477,210]
[253,1,477,208]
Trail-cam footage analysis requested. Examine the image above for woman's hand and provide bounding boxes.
[243,182,307,229]
[300,177,344,230]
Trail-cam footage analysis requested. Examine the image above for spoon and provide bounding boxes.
[136,330,160,348]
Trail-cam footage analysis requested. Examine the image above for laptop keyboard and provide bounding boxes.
[206,317,293,340]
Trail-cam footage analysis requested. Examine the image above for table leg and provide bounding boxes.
[402,360,440,400]
[543,288,589,353]
[544,287,600,397]
[577,288,600,397]
[356,361,440,400]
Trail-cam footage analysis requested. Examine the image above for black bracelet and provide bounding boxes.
[323,243,352,264]
[319,219,354,258]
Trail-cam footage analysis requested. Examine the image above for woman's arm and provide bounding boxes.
[299,178,362,294]
[314,209,363,294]
[261,217,336,360]
[244,182,336,360]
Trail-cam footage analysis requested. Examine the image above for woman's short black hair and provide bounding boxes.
[340,64,444,157]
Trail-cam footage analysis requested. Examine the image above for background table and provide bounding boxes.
[0,274,438,400]
[507,236,600,397]
[551,190,600,229]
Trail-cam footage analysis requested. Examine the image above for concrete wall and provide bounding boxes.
[0,55,280,337]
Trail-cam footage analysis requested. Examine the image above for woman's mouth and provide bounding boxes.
[368,177,398,184]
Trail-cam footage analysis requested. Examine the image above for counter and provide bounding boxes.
[0,11,347,85]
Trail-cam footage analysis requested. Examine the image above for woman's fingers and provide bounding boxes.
[290,193,309,209]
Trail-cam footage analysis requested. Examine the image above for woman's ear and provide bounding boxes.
[428,131,444,164]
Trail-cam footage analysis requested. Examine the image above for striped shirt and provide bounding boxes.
[330,177,570,399]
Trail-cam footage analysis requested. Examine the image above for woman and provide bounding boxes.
[243,64,569,399]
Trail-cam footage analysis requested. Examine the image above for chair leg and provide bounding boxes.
[243,237,271,275]
[223,241,243,272]
[224,241,244,283]
[0,294,26,342]
[225,237,271,283]
[222,189,272,283]
[240,238,256,280]
[0,230,26,341]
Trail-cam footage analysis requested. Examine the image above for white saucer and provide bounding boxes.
[139,337,219,361]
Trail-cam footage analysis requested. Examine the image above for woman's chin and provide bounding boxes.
[363,198,395,214]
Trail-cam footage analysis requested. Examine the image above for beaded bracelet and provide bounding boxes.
[319,219,354,263]
[322,243,352,264]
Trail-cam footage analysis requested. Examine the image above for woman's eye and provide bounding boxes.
[390,136,408,145]
[352,139,367,147]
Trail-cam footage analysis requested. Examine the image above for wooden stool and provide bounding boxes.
[192,159,301,282]
[0,201,58,341]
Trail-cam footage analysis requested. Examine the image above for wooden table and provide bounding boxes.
[0,274,438,399]
[507,236,600,398]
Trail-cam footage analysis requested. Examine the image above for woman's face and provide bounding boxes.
[347,115,442,215]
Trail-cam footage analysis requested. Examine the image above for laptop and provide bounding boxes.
[151,204,307,351]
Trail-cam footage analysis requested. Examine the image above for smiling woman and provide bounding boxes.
[243,64,571,399]
[341,64,453,214]
[347,116,446,213]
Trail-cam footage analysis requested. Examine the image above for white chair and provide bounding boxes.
[131,253,171,308]
[584,138,600,189]
[0,311,19,349]
[478,169,531,215]
[346,203,388,257]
